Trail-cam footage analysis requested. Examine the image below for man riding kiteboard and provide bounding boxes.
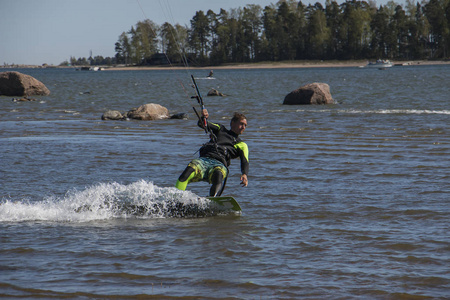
[175,109,249,197]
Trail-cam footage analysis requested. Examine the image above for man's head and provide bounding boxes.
[230,112,247,135]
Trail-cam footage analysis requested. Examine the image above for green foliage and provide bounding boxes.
[110,0,450,66]
[62,0,449,66]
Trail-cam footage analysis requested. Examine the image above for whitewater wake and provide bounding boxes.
[0,180,231,222]
[293,108,450,115]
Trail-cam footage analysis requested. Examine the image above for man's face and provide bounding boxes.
[231,118,247,135]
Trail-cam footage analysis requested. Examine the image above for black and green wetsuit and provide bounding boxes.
[175,120,249,196]
[200,120,249,174]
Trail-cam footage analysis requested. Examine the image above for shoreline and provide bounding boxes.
[107,60,367,71]
[103,60,450,71]
[2,60,449,71]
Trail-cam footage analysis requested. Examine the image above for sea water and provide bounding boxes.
[1,65,449,298]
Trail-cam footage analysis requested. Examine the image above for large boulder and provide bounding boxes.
[0,71,50,96]
[283,83,333,105]
[127,103,170,120]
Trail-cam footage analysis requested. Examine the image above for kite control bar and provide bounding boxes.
[190,75,208,132]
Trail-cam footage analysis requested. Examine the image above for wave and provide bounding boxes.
[343,109,450,115]
[292,109,450,115]
[0,180,231,222]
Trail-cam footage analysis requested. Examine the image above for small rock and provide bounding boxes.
[12,96,38,102]
[170,113,188,119]
[207,88,226,97]
[102,110,124,120]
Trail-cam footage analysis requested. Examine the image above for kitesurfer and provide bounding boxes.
[175,109,249,196]
[207,70,214,77]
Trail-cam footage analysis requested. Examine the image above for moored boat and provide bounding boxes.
[76,66,103,71]
[366,59,393,69]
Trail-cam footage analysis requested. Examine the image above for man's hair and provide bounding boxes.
[231,112,247,125]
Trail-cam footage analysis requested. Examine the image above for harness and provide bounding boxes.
[199,135,238,167]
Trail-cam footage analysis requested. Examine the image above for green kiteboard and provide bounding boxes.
[207,196,242,212]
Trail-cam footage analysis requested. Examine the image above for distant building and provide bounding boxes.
[143,53,170,65]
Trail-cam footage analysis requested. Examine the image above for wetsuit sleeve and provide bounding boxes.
[197,120,221,134]
[206,121,221,133]
[196,119,206,130]
[197,120,221,136]
[235,142,249,175]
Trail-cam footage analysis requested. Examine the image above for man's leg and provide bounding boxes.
[175,166,195,190]
[209,168,224,197]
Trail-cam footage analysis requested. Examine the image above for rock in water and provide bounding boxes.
[283,83,333,105]
[207,88,226,96]
[127,103,170,120]
[101,110,124,120]
[0,71,50,96]
[170,113,188,119]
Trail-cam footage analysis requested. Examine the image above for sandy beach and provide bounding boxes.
[103,59,450,71]
[2,60,449,70]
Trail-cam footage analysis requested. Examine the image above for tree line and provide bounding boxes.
[62,56,116,66]
[63,0,450,66]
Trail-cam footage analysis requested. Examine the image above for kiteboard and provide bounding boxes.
[207,196,242,212]
[194,77,216,80]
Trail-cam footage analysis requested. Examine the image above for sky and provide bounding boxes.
[0,0,391,66]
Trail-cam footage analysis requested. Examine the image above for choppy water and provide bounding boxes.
[1,65,449,299]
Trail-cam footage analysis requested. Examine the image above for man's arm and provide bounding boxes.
[235,142,249,187]
[198,108,221,132]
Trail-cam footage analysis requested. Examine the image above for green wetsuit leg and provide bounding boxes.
[175,166,196,190]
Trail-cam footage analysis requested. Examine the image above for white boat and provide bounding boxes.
[366,59,393,69]
[76,66,103,71]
